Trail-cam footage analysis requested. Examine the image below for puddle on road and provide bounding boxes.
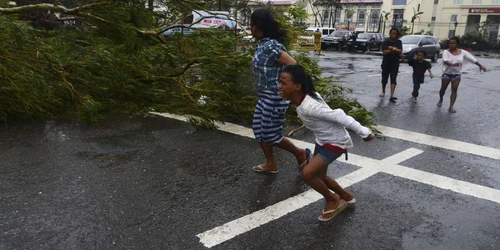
[347,63,354,70]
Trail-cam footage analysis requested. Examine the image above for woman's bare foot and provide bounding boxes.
[296,148,307,165]
[379,92,385,97]
[296,148,311,170]
[322,194,341,213]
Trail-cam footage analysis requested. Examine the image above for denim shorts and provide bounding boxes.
[314,143,343,165]
[442,73,461,81]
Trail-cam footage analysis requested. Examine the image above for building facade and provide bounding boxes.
[379,0,436,36]
[234,0,499,40]
[302,0,499,40]
[304,0,438,35]
[304,0,383,32]
[433,0,500,41]
[336,0,383,32]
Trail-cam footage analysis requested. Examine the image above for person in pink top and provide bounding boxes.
[438,36,486,113]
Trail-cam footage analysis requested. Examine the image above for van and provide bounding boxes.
[305,27,336,39]
[190,10,236,30]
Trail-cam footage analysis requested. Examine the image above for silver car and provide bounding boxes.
[401,35,441,62]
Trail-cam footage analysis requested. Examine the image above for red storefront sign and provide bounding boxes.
[469,8,500,14]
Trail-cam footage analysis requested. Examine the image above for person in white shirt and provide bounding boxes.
[278,65,375,222]
[438,36,486,113]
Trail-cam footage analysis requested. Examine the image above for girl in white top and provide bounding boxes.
[438,36,486,113]
[279,65,375,222]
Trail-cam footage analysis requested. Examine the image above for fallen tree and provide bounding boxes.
[0,0,376,130]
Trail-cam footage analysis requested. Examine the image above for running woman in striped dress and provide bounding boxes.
[250,9,310,174]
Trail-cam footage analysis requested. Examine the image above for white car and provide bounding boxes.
[304,27,335,39]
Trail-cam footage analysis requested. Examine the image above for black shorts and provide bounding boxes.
[382,64,400,85]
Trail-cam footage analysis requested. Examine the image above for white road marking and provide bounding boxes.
[377,148,423,165]
[383,164,500,204]
[153,112,500,161]
[376,125,500,161]
[151,112,500,248]
[196,149,421,248]
[197,168,376,248]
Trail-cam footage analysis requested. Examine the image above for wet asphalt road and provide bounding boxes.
[315,50,500,148]
[1,52,500,250]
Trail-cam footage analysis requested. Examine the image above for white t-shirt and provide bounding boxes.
[440,49,478,75]
[296,93,371,149]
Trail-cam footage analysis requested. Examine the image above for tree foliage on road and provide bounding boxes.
[0,0,376,130]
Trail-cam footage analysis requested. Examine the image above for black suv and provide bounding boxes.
[347,32,385,52]
[321,30,351,50]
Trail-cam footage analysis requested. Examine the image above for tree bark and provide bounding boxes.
[0,2,110,14]
[0,3,169,42]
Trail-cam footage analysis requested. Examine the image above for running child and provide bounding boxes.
[408,50,433,103]
[278,64,375,222]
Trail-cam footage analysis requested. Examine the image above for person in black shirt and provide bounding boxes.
[380,28,403,102]
[408,50,433,103]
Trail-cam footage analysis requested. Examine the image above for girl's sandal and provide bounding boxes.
[346,198,357,208]
[318,200,347,222]
[253,165,279,174]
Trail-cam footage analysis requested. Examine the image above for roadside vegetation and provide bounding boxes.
[0,0,376,130]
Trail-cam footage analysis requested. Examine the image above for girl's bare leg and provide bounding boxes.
[438,78,451,106]
[301,156,340,212]
[449,79,461,112]
[319,163,354,201]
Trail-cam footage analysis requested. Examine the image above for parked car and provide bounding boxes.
[321,30,351,50]
[163,25,195,36]
[401,35,441,62]
[238,26,254,42]
[305,26,336,39]
[347,32,385,52]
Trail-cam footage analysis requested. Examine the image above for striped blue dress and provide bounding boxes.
[251,37,290,146]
